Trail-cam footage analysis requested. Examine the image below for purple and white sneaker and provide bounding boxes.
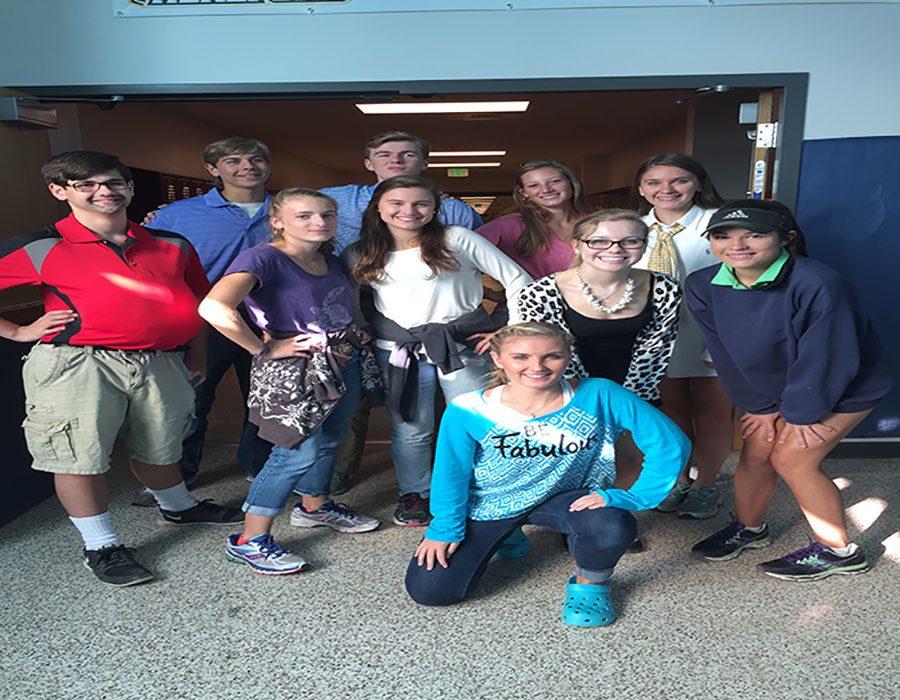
[758,541,870,581]
[225,533,308,575]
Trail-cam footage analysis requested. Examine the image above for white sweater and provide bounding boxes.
[369,226,532,350]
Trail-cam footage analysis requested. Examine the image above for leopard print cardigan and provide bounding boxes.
[509,272,682,403]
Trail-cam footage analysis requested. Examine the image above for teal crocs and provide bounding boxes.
[561,576,617,627]
[496,526,532,559]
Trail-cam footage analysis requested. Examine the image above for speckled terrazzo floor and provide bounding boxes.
[1,412,897,700]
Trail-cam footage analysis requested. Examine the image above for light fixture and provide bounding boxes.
[426,162,502,168]
[356,101,529,115]
[430,150,507,157]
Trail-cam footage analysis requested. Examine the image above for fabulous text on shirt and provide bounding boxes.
[490,424,595,459]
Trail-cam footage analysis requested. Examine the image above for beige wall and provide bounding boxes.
[581,117,690,194]
[76,103,343,189]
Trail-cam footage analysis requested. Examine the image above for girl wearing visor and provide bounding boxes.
[685,200,892,581]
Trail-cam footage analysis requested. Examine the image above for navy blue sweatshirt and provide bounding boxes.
[685,256,893,424]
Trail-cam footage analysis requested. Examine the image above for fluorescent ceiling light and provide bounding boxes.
[356,101,529,115]
[430,150,507,157]
[426,162,502,168]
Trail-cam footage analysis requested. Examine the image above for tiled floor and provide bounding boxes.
[1,427,897,700]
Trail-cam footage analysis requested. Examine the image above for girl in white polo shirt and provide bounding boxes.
[630,153,729,520]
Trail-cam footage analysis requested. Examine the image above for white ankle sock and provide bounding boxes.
[149,482,198,512]
[827,543,858,557]
[70,512,120,551]
[743,522,766,533]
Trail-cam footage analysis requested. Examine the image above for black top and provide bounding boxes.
[563,284,653,384]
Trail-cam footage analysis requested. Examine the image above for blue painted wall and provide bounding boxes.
[797,137,900,438]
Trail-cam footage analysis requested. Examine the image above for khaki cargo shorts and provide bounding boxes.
[21,344,195,475]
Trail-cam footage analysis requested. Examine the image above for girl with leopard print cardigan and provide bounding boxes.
[509,209,682,407]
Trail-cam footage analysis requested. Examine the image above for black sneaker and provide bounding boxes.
[393,493,430,527]
[758,542,870,581]
[83,545,155,587]
[692,521,770,561]
[159,499,243,525]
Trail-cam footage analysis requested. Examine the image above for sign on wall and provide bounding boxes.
[114,0,887,18]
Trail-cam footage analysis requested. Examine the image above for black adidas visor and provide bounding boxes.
[704,207,794,235]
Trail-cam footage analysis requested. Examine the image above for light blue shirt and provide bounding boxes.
[146,188,271,283]
[320,184,484,255]
[425,378,690,543]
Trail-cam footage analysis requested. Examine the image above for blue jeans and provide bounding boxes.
[181,327,272,480]
[242,357,361,517]
[405,490,637,606]
[376,347,490,496]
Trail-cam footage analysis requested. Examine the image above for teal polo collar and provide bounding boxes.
[711,248,791,290]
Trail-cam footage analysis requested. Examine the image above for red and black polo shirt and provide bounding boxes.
[0,214,211,350]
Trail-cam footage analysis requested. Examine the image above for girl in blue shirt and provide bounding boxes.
[405,322,689,626]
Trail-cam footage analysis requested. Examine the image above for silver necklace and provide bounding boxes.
[576,270,635,314]
[503,386,563,418]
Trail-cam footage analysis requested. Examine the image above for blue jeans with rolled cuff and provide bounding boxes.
[375,347,490,497]
[242,356,360,518]
[405,489,637,606]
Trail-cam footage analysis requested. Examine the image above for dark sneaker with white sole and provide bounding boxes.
[758,542,870,581]
[393,493,430,527]
[159,499,243,525]
[692,521,770,561]
[84,545,155,587]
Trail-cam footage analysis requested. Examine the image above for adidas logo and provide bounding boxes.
[723,209,748,219]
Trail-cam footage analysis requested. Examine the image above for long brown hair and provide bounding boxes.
[353,175,459,284]
[511,160,591,259]
[630,153,724,214]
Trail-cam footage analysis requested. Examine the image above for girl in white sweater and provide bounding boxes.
[346,176,532,527]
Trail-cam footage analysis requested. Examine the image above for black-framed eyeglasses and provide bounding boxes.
[66,179,132,194]
[579,237,646,251]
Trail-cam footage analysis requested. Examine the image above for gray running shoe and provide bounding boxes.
[225,534,308,575]
[656,481,691,513]
[290,500,380,533]
[678,486,719,519]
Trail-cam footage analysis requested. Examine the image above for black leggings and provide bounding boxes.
[405,490,636,606]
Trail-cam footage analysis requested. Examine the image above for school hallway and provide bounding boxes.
[1,410,896,700]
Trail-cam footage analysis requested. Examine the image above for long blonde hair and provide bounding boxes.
[512,160,591,259]
[487,322,573,388]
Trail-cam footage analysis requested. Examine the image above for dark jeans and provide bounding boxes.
[180,327,272,480]
[405,490,636,607]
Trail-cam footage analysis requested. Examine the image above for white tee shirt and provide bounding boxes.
[371,226,532,351]
[234,202,266,220]
[635,205,717,378]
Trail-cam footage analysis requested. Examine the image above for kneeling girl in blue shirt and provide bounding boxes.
[405,322,690,626]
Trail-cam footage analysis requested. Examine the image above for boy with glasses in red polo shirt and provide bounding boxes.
[0,151,241,587]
